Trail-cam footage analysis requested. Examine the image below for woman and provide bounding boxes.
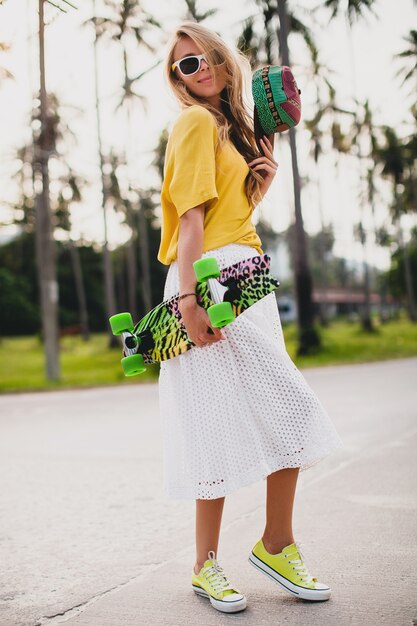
[157,21,344,614]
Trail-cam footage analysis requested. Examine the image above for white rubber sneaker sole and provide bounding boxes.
[248,552,331,601]
[192,584,247,612]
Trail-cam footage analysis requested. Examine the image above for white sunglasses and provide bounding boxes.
[171,53,209,77]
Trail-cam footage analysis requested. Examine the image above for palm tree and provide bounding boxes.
[237,17,264,67]
[321,0,377,24]
[320,0,380,330]
[394,29,417,100]
[10,92,91,341]
[237,1,321,355]
[151,128,169,183]
[35,0,60,380]
[276,0,321,355]
[390,28,417,321]
[376,126,416,321]
[30,0,82,378]
[105,149,162,316]
[399,104,417,214]
[92,0,162,317]
[183,0,217,22]
[104,149,139,315]
[55,170,90,341]
[0,42,13,81]
[302,44,341,327]
[91,0,118,348]
[344,98,380,331]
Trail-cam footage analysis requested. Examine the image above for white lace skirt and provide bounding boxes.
[158,243,344,500]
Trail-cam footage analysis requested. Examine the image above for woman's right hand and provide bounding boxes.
[179,299,226,348]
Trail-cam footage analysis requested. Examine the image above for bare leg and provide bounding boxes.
[194,496,225,574]
[262,467,300,554]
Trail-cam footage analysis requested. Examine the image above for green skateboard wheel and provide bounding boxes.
[208,302,235,328]
[121,354,146,376]
[193,257,220,282]
[109,312,134,336]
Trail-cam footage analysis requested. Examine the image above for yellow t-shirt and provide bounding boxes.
[157,105,263,265]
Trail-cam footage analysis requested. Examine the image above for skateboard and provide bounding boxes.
[109,253,280,376]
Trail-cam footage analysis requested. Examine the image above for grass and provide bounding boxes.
[1,312,416,393]
[0,334,159,393]
[285,312,417,368]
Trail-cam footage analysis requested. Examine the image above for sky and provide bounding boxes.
[0,0,416,273]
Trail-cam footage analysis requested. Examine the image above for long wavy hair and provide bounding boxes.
[164,21,265,210]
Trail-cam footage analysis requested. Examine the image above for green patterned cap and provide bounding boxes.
[252,65,301,134]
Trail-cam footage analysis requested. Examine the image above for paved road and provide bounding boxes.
[1,358,416,626]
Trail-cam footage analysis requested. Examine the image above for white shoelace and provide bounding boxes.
[285,542,316,585]
[201,551,235,593]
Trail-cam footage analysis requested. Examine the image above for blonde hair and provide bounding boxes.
[164,21,264,210]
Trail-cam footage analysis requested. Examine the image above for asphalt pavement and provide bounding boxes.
[0,357,416,626]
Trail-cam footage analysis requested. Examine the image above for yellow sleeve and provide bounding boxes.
[168,106,219,217]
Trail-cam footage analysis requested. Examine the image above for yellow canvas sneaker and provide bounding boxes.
[192,550,247,613]
[248,539,331,601]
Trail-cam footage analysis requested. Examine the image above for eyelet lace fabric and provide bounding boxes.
[158,243,344,500]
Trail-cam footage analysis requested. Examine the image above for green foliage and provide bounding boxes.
[284,310,417,368]
[0,228,168,336]
[284,222,366,290]
[57,243,106,330]
[386,242,417,299]
[1,315,416,392]
[0,268,39,335]
[0,232,107,334]
[0,334,159,392]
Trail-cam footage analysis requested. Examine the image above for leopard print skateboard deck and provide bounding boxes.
[122,254,279,366]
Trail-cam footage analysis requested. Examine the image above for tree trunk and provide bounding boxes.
[68,241,90,341]
[362,254,373,331]
[92,0,118,347]
[357,221,373,331]
[138,200,152,313]
[35,0,60,381]
[403,243,416,322]
[369,193,385,323]
[315,163,329,327]
[276,0,320,355]
[396,217,416,322]
[125,206,138,315]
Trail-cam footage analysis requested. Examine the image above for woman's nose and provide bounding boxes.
[200,58,209,69]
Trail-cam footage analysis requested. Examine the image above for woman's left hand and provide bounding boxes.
[248,135,278,197]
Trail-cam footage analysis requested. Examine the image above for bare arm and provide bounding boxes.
[177,204,205,300]
[248,134,278,207]
[177,204,225,348]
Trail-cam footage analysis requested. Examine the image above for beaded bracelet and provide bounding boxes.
[179,292,197,302]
